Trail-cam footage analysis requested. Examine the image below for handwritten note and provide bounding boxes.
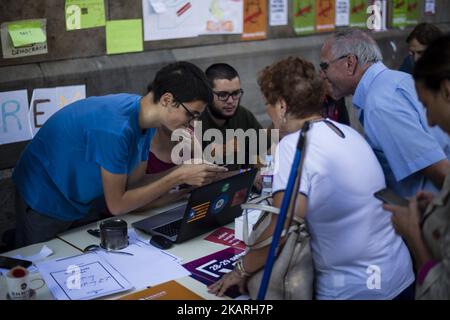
[36,252,132,300]
[7,20,46,47]
[65,0,106,30]
[106,19,143,55]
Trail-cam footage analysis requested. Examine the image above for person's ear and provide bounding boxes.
[347,55,358,75]
[277,98,288,117]
[440,79,450,102]
[160,92,173,107]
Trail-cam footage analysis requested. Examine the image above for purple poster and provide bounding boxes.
[183,247,245,298]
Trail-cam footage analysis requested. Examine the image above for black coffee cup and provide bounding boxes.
[99,218,128,251]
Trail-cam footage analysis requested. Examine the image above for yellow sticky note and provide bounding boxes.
[106,19,143,55]
[8,20,46,47]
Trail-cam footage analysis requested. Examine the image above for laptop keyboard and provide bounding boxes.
[153,219,182,237]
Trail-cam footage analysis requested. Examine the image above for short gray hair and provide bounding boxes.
[329,29,383,66]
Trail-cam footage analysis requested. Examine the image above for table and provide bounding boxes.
[0,238,82,300]
[57,201,238,300]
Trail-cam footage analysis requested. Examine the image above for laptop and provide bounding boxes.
[132,169,257,244]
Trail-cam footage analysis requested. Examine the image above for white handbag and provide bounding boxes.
[241,195,314,300]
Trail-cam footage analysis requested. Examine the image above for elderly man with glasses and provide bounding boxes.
[320,28,450,199]
[198,63,268,172]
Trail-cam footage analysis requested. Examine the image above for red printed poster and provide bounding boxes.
[242,0,267,41]
[316,0,336,32]
[204,226,246,250]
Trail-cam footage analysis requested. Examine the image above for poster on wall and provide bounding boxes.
[201,0,244,35]
[349,0,367,28]
[29,85,86,136]
[335,0,350,27]
[392,0,407,28]
[106,19,143,55]
[241,0,267,41]
[0,19,48,59]
[424,0,435,15]
[65,0,106,31]
[0,90,32,145]
[406,0,419,26]
[142,0,203,41]
[316,0,335,33]
[293,0,316,35]
[269,0,288,26]
[367,0,387,32]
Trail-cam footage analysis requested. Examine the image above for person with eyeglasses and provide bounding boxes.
[198,63,268,174]
[320,28,450,200]
[13,61,227,247]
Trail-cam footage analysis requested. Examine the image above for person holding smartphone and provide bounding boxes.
[383,36,450,300]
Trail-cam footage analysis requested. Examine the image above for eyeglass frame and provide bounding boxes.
[319,54,351,71]
[213,88,244,101]
[171,94,201,122]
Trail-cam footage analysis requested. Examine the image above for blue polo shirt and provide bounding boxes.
[13,94,155,221]
[353,62,449,198]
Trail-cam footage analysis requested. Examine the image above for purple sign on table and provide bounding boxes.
[183,247,245,298]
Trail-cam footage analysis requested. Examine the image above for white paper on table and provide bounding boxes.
[95,243,190,290]
[269,0,288,26]
[35,253,132,300]
[26,245,54,263]
[128,228,182,263]
[0,245,54,274]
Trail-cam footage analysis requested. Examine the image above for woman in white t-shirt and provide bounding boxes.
[208,56,414,299]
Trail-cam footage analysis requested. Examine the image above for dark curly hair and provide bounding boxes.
[406,23,442,46]
[147,61,213,105]
[414,35,450,92]
[257,56,325,119]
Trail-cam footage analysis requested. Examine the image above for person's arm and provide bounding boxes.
[208,191,307,296]
[239,192,308,274]
[102,164,227,215]
[383,197,432,270]
[131,188,191,212]
[422,159,450,190]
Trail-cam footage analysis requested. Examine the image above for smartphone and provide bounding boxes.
[374,188,409,207]
[0,256,32,269]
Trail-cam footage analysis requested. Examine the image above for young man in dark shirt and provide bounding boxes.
[199,63,268,170]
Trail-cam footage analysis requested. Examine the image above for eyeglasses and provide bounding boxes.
[319,54,350,71]
[213,89,244,101]
[172,95,201,122]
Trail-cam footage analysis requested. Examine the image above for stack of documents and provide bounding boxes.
[36,232,190,300]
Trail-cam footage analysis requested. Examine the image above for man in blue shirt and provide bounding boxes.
[319,29,450,198]
[13,61,227,247]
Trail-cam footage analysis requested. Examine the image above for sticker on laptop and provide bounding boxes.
[187,201,210,223]
[211,194,229,214]
[231,187,248,207]
[221,183,230,192]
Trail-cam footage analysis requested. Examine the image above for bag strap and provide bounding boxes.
[241,203,280,214]
[242,197,305,250]
[247,223,300,250]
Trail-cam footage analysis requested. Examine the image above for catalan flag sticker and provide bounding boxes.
[187,201,210,223]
